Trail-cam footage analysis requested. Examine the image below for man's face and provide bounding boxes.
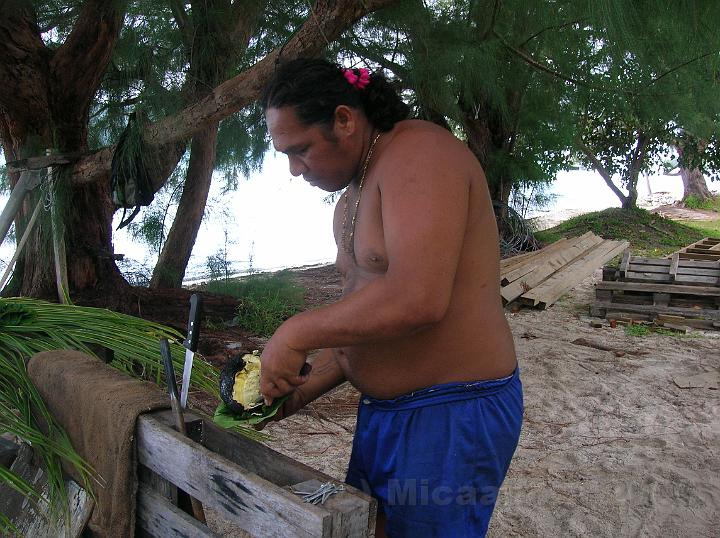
[266,106,353,192]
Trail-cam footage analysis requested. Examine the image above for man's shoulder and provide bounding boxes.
[382,120,470,165]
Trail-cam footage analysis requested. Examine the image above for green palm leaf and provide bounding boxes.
[0,298,220,534]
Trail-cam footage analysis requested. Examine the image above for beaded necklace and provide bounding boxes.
[341,132,381,257]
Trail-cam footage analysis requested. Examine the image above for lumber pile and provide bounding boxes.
[500,232,629,309]
[591,246,720,330]
[667,237,720,262]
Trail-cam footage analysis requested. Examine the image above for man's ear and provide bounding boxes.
[333,105,356,139]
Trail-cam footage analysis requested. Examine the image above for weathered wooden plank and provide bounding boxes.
[0,444,93,537]
[288,479,375,538]
[193,415,375,538]
[677,252,720,261]
[136,483,219,538]
[591,301,720,321]
[501,262,540,287]
[619,249,631,278]
[596,281,720,296]
[521,240,629,308]
[136,414,332,538]
[656,315,718,329]
[500,237,573,271]
[501,234,604,304]
[626,264,673,275]
[626,264,720,278]
[623,272,718,286]
[201,419,326,487]
[669,253,679,282]
[630,257,672,266]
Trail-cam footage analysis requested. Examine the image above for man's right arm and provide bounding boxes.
[272,348,346,421]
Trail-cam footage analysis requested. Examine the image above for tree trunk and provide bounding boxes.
[1,0,397,300]
[0,2,130,302]
[150,124,218,288]
[681,167,712,201]
[149,0,260,289]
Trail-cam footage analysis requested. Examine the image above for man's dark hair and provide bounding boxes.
[260,58,410,132]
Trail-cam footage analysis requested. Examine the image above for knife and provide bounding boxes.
[179,293,202,410]
[160,338,206,523]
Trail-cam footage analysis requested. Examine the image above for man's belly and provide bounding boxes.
[334,315,517,399]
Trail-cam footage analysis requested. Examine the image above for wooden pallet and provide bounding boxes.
[592,242,720,329]
[595,281,720,310]
[617,252,720,286]
[136,410,376,537]
[667,237,720,261]
[1,410,376,537]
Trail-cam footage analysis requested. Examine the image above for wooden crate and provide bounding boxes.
[136,410,376,538]
[668,237,720,262]
[595,281,720,310]
[617,252,720,286]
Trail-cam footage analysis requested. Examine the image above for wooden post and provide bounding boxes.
[47,151,70,304]
[0,198,43,290]
[0,169,42,246]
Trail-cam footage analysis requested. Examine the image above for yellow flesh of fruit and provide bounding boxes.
[231,353,263,408]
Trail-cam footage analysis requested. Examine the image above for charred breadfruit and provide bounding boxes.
[219,351,264,414]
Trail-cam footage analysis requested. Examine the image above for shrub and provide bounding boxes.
[204,272,305,336]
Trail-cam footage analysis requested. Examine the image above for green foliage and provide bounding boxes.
[534,207,705,254]
[624,324,688,337]
[683,195,720,212]
[624,324,651,337]
[203,272,305,337]
[0,297,220,533]
[677,219,720,239]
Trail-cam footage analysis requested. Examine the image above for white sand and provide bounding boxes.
[255,271,719,537]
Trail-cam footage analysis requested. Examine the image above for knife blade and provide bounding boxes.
[160,338,207,523]
[179,293,202,409]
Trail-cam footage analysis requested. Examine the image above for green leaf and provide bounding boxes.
[213,397,288,427]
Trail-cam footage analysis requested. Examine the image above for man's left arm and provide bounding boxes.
[260,130,470,399]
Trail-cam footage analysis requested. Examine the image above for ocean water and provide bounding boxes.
[0,153,694,285]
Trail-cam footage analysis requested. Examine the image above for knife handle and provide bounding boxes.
[160,339,181,405]
[183,293,202,351]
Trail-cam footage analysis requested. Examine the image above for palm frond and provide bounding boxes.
[0,297,220,532]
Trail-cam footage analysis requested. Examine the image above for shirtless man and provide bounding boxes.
[258,58,523,537]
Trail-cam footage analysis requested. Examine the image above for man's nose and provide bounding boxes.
[288,156,307,177]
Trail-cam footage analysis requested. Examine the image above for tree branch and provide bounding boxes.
[170,0,194,53]
[71,0,399,185]
[493,29,585,88]
[646,49,720,89]
[574,137,628,204]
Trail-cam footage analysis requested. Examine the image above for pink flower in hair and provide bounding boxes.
[343,68,371,89]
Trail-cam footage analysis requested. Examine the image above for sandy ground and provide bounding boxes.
[253,270,719,537]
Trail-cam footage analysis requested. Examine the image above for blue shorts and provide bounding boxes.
[345,369,523,537]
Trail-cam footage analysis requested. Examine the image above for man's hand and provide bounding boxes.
[254,387,307,431]
[260,323,311,405]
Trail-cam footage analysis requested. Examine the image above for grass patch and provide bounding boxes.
[624,324,689,337]
[683,195,720,211]
[676,219,720,239]
[203,271,305,337]
[534,207,707,256]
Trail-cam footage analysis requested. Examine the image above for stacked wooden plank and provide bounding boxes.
[500,232,629,309]
[668,237,720,261]
[591,248,720,329]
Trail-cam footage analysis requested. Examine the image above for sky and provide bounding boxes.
[0,151,693,285]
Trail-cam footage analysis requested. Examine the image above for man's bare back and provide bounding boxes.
[332,119,516,399]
